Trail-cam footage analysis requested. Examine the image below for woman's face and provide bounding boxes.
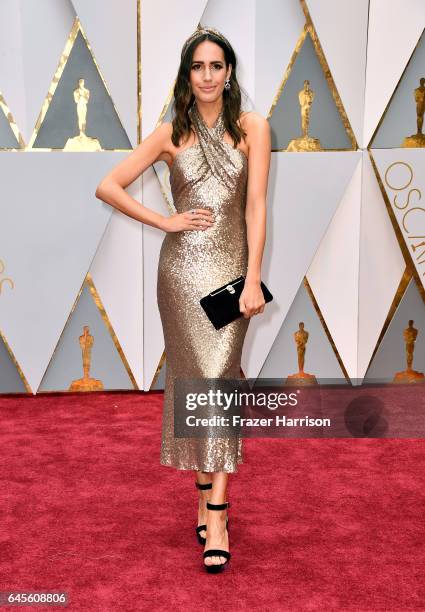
[189,40,231,103]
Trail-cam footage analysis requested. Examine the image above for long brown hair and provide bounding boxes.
[171,30,247,149]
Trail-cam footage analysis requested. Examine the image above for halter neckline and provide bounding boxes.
[190,102,225,140]
[186,101,240,189]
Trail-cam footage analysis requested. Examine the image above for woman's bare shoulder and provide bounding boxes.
[153,120,195,168]
[157,120,191,148]
[156,120,173,140]
[160,120,173,131]
[239,110,268,128]
[149,121,172,166]
[239,111,270,148]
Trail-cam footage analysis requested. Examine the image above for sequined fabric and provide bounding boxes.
[157,102,249,472]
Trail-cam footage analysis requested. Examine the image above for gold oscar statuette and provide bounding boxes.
[402,78,425,148]
[393,319,425,383]
[287,80,323,152]
[64,78,102,151]
[285,322,318,385]
[69,325,104,391]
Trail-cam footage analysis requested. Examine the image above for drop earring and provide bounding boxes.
[224,79,231,90]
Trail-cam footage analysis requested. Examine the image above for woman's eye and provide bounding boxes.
[191,64,223,70]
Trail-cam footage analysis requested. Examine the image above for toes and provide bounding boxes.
[204,554,228,566]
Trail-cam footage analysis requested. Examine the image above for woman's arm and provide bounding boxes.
[239,112,271,318]
[245,113,271,283]
[95,123,172,231]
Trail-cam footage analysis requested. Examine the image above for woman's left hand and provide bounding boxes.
[239,281,265,319]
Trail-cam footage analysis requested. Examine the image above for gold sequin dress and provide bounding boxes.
[157,102,249,473]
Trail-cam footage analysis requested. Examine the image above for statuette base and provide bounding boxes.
[69,377,104,391]
[401,133,425,148]
[393,368,425,383]
[286,136,323,152]
[284,371,318,386]
[64,133,102,151]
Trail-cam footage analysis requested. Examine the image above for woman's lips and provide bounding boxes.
[200,86,216,91]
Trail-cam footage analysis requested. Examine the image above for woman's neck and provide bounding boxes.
[193,99,224,128]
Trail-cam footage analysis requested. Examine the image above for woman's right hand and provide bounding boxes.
[162,208,215,232]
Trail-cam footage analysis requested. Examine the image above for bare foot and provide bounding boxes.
[204,508,229,566]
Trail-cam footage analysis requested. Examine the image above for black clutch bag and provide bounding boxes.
[200,276,273,330]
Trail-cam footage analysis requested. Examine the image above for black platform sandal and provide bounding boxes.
[203,501,231,573]
[195,481,212,545]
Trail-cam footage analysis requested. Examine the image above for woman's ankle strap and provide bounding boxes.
[195,481,212,490]
[206,501,230,510]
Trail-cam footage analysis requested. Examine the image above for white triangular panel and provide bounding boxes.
[364,0,425,146]
[142,166,171,390]
[0,0,76,144]
[71,0,137,147]
[242,151,362,379]
[306,156,362,380]
[141,0,208,137]
[201,0,256,110]
[90,180,144,389]
[254,0,305,116]
[0,152,129,393]
[358,151,406,378]
[0,1,26,143]
[306,0,368,147]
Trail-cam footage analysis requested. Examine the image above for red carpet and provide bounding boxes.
[1,391,424,611]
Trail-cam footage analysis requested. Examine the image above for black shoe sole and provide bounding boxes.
[205,561,229,573]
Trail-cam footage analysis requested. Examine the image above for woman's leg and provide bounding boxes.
[195,470,213,540]
[204,471,229,566]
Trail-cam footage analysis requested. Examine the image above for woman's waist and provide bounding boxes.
[173,196,246,218]
[160,230,248,263]
[163,224,247,248]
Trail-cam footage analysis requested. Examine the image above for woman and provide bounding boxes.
[95,26,271,572]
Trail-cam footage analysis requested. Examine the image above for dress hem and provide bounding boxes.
[160,457,243,474]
